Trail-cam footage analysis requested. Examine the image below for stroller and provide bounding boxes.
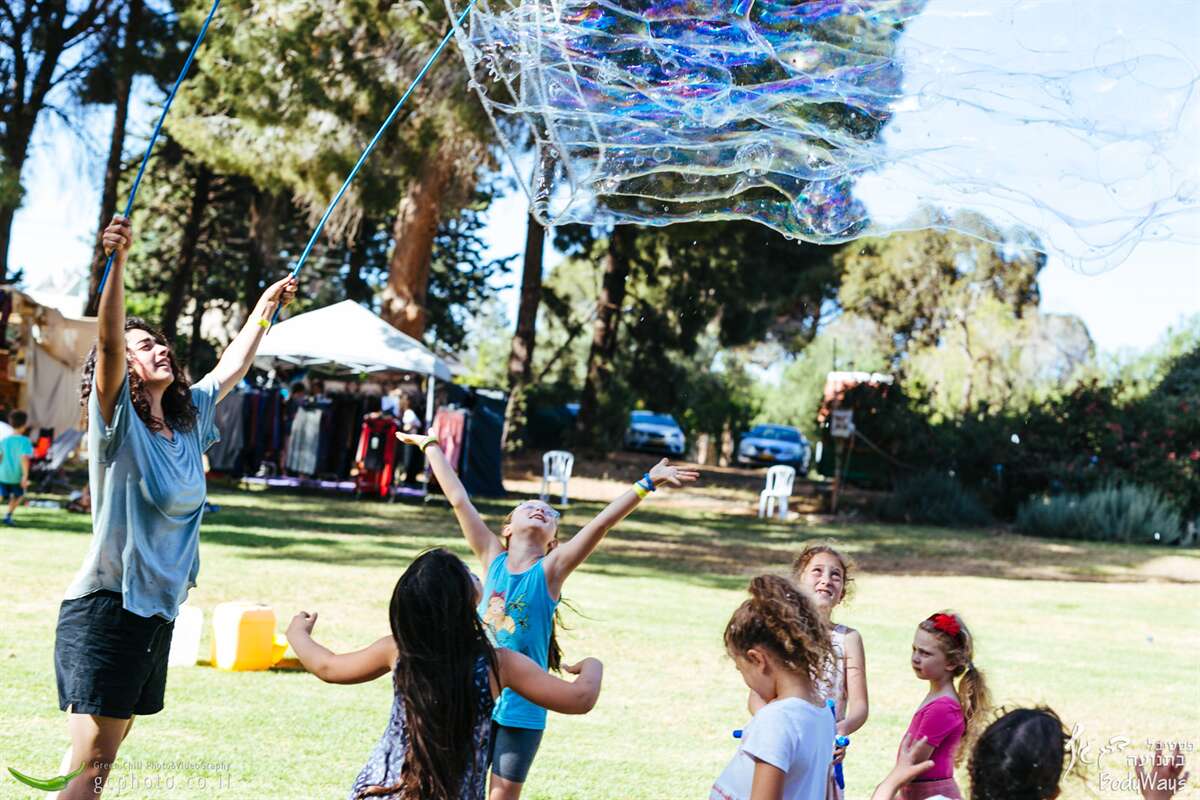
[31,427,85,494]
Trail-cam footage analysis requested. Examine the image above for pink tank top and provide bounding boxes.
[902,695,964,780]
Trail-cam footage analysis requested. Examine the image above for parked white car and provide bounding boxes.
[624,411,686,456]
[736,424,810,471]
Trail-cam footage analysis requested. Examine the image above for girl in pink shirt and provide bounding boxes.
[898,611,991,800]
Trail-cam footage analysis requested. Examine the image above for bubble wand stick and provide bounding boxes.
[827,698,849,790]
[266,0,478,330]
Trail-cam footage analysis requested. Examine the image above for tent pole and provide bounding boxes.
[425,376,435,431]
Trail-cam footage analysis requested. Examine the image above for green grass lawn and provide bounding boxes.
[1,484,1197,799]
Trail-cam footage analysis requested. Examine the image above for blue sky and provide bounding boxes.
[10,0,1199,357]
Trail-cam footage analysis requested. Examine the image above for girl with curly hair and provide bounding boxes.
[52,214,296,799]
[712,575,837,800]
[748,544,869,799]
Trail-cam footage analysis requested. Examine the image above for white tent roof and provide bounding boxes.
[254,300,452,381]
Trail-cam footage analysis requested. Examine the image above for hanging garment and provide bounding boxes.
[287,405,326,476]
[355,416,399,497]
[208,390,245,472]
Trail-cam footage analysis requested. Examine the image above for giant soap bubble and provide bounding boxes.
[450,0,1199,271]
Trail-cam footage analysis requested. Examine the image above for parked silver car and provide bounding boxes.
[624,411,686,456]
[736,424,810,471]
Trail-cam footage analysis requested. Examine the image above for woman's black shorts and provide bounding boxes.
[54,590,175,719]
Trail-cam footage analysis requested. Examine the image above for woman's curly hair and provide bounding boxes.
[724,574,833,686]
[79,317,197,433]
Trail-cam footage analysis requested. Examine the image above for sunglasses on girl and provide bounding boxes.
[517,501,561,520]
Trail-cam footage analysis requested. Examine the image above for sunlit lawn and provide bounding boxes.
[1,483,1197,799]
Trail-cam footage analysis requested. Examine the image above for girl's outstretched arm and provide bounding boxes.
[398,434,503,571]
[840,629,869,736]
[543,458,698,594]
[285,611,396,685]
[497,648,603,714]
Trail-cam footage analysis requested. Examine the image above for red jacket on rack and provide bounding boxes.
[355,415,399,497]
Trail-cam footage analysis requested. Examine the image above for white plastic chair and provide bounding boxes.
[758,465,796,520]
[541,450,574,506]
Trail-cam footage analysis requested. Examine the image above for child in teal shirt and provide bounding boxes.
[0,410,34,525]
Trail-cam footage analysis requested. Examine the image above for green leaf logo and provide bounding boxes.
[8,762,86,792]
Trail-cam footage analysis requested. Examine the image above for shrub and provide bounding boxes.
[1016,483,1184,544]
[878,471,993,528]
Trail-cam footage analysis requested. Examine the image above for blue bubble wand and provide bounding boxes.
[827,698,849,790]
[92,0,222,309]
[266,0,478,329]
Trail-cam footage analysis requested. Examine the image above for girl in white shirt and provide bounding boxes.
[712,575,836,800]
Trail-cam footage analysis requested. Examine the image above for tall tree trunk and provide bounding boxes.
[87,0,143,308]
[1,126,37,282]
[162,164,211,341]
[187,290,205,379]
[501,212,546,452]
[380,157,452,339]
[244,188,285,322]
[576,226,635,447]
[2,1,110,281]
[343,218,374,304]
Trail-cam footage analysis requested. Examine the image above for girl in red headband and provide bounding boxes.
[891,611,992,800]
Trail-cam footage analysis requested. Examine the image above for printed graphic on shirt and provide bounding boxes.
[482,591,528,637]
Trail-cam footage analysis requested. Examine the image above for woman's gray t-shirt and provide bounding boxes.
[65,373,221,621]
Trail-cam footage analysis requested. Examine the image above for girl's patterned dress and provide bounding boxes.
[349,654,495,799]
[814,623,849,800]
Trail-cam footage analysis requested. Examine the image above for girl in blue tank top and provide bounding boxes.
[399,431,698,800]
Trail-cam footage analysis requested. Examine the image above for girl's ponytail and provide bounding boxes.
[957,660,991,751]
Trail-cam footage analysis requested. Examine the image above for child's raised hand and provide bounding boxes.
[394,431,431,447]
[648,458,700,489]
[871,734,934,799]
[287,611,319,641]
[1135,743,1190,800]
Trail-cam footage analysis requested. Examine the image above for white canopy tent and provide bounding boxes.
[253,300,452,426]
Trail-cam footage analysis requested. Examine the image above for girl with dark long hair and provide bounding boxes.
[395,431,696,800]
[396,434,696,800]
[286,548,604,800]
[53,214,296,799]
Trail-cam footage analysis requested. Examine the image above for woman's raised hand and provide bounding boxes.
[257,275,298,317]
[101,215,133,257]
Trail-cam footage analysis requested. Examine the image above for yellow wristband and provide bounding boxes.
[256,318,270,329]
[633,483,650,499]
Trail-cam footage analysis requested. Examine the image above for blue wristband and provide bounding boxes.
[640,473,656,492]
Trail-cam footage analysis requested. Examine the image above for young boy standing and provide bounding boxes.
[0,410,34,525]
